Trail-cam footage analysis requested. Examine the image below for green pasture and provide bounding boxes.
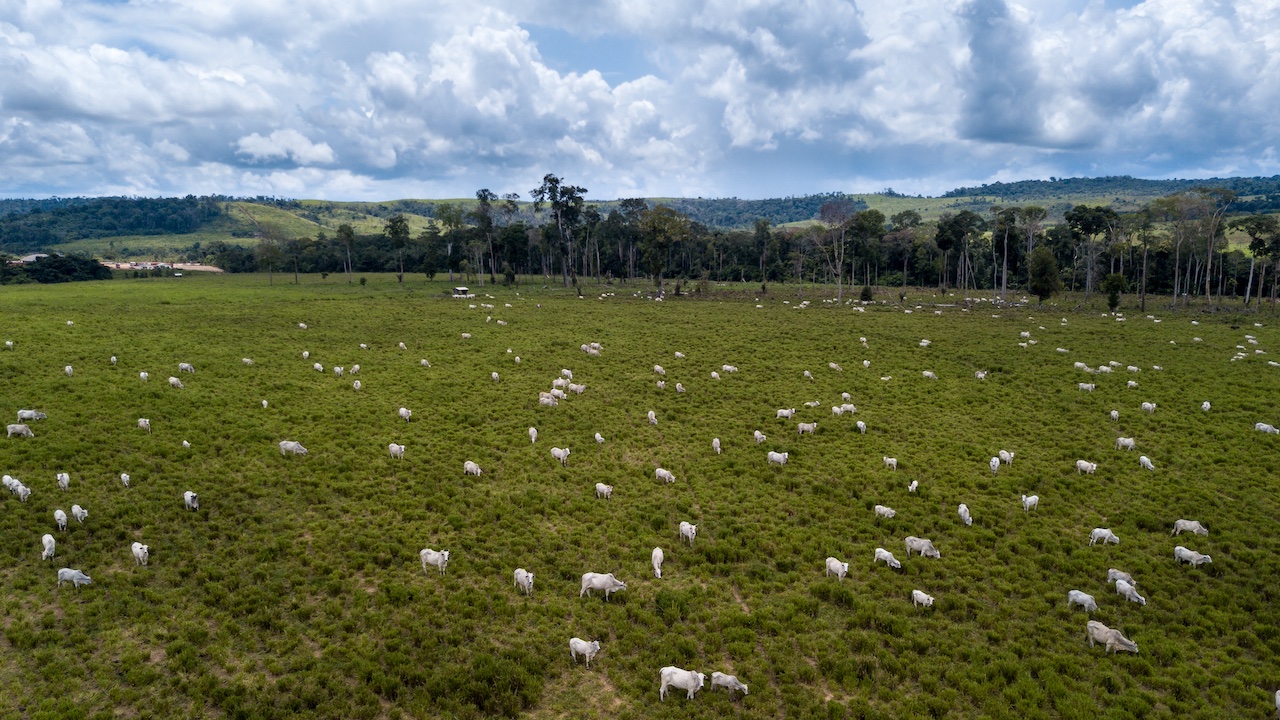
[1,275,1278,720]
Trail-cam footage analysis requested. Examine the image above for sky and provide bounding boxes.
[1,0,1278,201]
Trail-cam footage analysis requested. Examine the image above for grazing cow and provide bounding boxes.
[279,440,308,456]
[958,503,972,526]
[831,405,845,416]
[72,505,87,523]
[825,557,849,580]
[856,420,866,434]
[656,380,666,390]
[579,572,626,600]
[659,666,706,701]
[313,362,323,373]
[1022,494,1039,512]
[1174,545,1212,568]
[57,472,69,491]
[722,365,738,373]
[905,536,940,558]
[353,380,361,391]
[1115,579,1146,605]
[766,451,788,466]
[653,365,665,375]
[711,371,720,380]
[138,418,151,433]
[1076,460,1097,474]
[132,542,150,566]
[652,547,664,578]
[712,438,721,454]
[874,548,902,569]
[595,483,613,500]
[1078,383,1095,392]
[398,407,412,422]
[648,410,657,425]
[539,396,558,407]
[65,366,73,377]
[1202,401,1211,412]
[674,352,685,359]
[1110,410,1119,421]
[883,457,897,470]
[1067,590,1098,612]
[528,427,538,444]
[183,491,200,511]
[7,423,34,438]
[302,351,310,359]
[679,522,698,545]
[1116,437,1136,451]
[710,672,748,697]
[595,432,605,444]
[999,450,1014,465]
[182,440,191,448]
[1172,519,1208,536]
[351,365,359,375]
[975,370,988,380]
[554,378,570,389]
[908,480,918,492]
[798,422,818,435]
[656,468,677,483]
[922,371,937,380]
[803,370,814,380]
[57,568,92,589]
[420,548,450,574]
[1127,380,1138,388]
[334,366,344,377]
[829,362,843,372]
[569,638,600,667]
[570,383,587,394]
[990,457,1001,475]
[912,589,935,608]
[514,568,534,595]
[754,430,766,444]
[1256,422,1280,434]
[178,362,195,373]
[1087,620,1138,654]
[1090,528,1120,546]
[168,376,184,388]
[41,534,56,560]
[388,442,405,459]
[242,358,254,365]
[119,473,132,488]
[1139,455,1155,470]
[550,447,570,466]
[874,504,896,519]
[1107,568,1134,586]
[17,410,46,422]
[776,408,796,419]
[464,461,482,476]
[1141,402,1156,414]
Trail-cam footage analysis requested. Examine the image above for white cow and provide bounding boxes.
[119,473,131,488]
[1067,590,1098,612]
[712,438,721,454]
[17,410,46,421]
[656,468,677,483]
[883,457,897,470]
[648,410,657,425]
[57,568,92,589]
[539,396,558,407]
[595,483,613,500]
[1116,437,1136,451]
[168,376,184,388]
[183,491,200,510]
[553,378,570,389]
[1076,460,1097,474]
[711,371,720,380]
[831,405,845,416]
[911,589,935,608]
[1201,401,1211,412]
[72,505,87,523]
[279,440,308,456]
[1087,620,1138,654]
[514,568,534,595]
[579,572,626,600]
[1141,402,1156,414]
[464,461,482,476]
[57,472,69,491]
[65,365,73,377]
[907,480,918,492]
[420,548,450,574]
[387,443,405,459]
[242,358,254,365]
[1078,383,1095,392]
[874,548,902,569]
[1115,579,1146,605]
[975,370,988,380]
[1107,568,1134,586]
[989,457,1001,475]
[766,451,788,466]
[1089,528,1120,546]
[654,365,666,375]
[335,366,345,377]
[550,447,570,466]
[570,383,587,394]
[999,450,1014,465]
[920,370,938,381]
[351,365,359,375]
[958,503,972,526]
[398,407,412,422]
[302,351,310,359]
[656,380,666,390]
[710,672,748,697]
[1022,494,1039,512]
[825,557,849,580]
[829,362,843,372]
[659,666,706,701]
[42,534,56,560]
[679,522,697,545]
[797,422,818,435]
[856,420,866,434]
[754,430,766,444]
[1174,545,1212,568]
[1139,455,1155,470]
[1172,519,1208,536]
[722,365,738,373]
[138,418,151,433]
[776,408,796,419]
[594,432,605,444]
[803,370,814,380]
[1110,410,1119,422]
[178,362,195,373]
[874,504,896,519]
[569,638,600,667]
[7,423,34,438]
[905,536,940,558]
[652,547,664,578]
[132,542,150,566]
[1256,422,1280,434]
[1127,380,1138,388]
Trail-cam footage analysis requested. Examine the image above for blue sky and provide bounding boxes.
[0,0,1277,201]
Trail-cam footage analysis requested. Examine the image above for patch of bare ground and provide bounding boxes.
[732,585,750,613]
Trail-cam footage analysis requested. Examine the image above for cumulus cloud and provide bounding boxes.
[236,129,335,165]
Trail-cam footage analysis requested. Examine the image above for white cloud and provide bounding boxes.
[236,129,335,165]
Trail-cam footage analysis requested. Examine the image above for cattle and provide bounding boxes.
[776,408,796,419]
[302,351,310,359]
[1110,410,1119,421]
[72,505,87,523]
[908,480,918,492]
[656,380,666,390]
[1090,528,1120,546]
[648,410,658,425]
[41,534,56,560]
[1107,568,1134,586]
[656,468,677,483]
[883,457,897,470]
[1115,579,1146,605]
[553,378,570,389]
[1142,402,1157,414]
[1139,455,1155,470]
[712,437,721,454]
[1172,519,1208,536]
[825,557,849,580]
[659,666,706,701]
[595,432,605,444]
[803,370,814,380]
[754,430,766,444]
[679,521,698,545]
[990,456,1001,475]
[651,547,664,578]
[351,364,360,375]
[922,370,938,380]
[1127,380,1138,388]
[1022,494,1039,512]
[514,568,534,596]
[1257,422,1280,434]
[579,572,626,600]
[831,405,845,416]
[999,450,1014,465]
[57,568,92,589]
[242,358,254,365]
[178,362,195,373]
[1078,383,1095,392]
[874,504,896,519]
[539,396,558,407]
[975,370,988,380]
[279,440,308,456]
[1174,545,1212,568]
[920,340,932,347]
[57,472,69,491]
[398,407,412,422]
[829,362,843,372]
[710,672,748,697]
[797,422,818,435]
[550,447,571,466]
[874,547,902,569]
[912,590,935,608]
[1116,437,1136,451]
[183,491,200,511]
[1201,401,1211,412]
[65,365,73,377]
[722,365,738,373]
[420,548,450,574]
[17,410,46,422]
[168,376,184,389]
[654,365,665,376]
[138,418,151,433]
[711,371,720,380]
[464,461,482,476]
[1076,460,1097,474]
[569,638,600,667]
[7,424,34,438]
[1086,620,1138,654]
[132,542,150,566]
[905,536,940,558]
[856,420,866,434]
[1067,590,1098,612]
[570,383,588,394]
[766,451,788,466]
[595,483,613,500]
[958,503,972,526]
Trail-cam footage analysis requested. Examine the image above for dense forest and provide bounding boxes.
[0,196,224,251]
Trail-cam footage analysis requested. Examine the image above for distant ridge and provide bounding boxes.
[941,175,1280,201]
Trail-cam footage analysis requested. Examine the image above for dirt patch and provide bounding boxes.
[732,585,750,614]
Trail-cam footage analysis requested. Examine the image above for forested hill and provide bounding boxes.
[943,175,1280,205]
[0,196,224,252]
[650,193,867,227]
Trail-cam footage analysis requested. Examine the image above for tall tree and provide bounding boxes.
[436,203,465,282]
[530,174,587,287]
[1028,245,1061,304]
[384,214,411,283]
[472,189,499,283]
[1017,206,1047,289]
[1190,187,1235,305]
[255,237,283,286]
[1229,214,1278,306]
[336,223,355,284]
[754,218,772,290]
[990,206,1019,302]
[1064,205,1118,300]
[639,205,690,296]
[817,199,856,301]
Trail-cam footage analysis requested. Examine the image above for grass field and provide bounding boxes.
[2,274,1278,720]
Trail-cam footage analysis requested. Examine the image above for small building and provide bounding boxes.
[452,287,474,298]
